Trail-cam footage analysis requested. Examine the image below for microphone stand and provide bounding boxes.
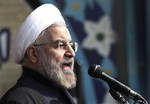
[109,87,148,104]
[109,87,129,104]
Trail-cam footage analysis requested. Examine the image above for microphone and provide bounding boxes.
[88,64,147,104]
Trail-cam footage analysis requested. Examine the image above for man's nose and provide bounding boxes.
[65,45,75,57]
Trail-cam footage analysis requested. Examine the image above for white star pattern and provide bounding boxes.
[82,14,116,57]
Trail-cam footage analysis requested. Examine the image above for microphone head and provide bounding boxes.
[88,64,103,78]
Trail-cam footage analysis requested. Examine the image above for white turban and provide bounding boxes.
[10,4,65,64]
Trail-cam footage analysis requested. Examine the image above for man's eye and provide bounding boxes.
[57,42,65,48]
[70,43,74,48]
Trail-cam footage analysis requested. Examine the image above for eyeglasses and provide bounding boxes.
[33,40,78,52]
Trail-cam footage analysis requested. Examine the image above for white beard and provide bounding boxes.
[37,50,76,89]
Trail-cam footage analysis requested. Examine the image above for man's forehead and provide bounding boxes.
[46,26,72,41]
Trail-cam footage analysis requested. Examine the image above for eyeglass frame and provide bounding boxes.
[33,39,78,53]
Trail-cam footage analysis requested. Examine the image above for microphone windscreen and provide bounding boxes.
[88,64,103,78]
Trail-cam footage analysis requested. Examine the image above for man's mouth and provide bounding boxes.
[62,62,72,70]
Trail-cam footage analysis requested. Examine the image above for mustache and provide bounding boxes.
[62,57,74,63]
[61,58,74,67]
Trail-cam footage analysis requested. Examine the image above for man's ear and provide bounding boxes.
[26,46,38,63]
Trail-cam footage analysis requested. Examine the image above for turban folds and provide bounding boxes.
[10,4,65,64]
